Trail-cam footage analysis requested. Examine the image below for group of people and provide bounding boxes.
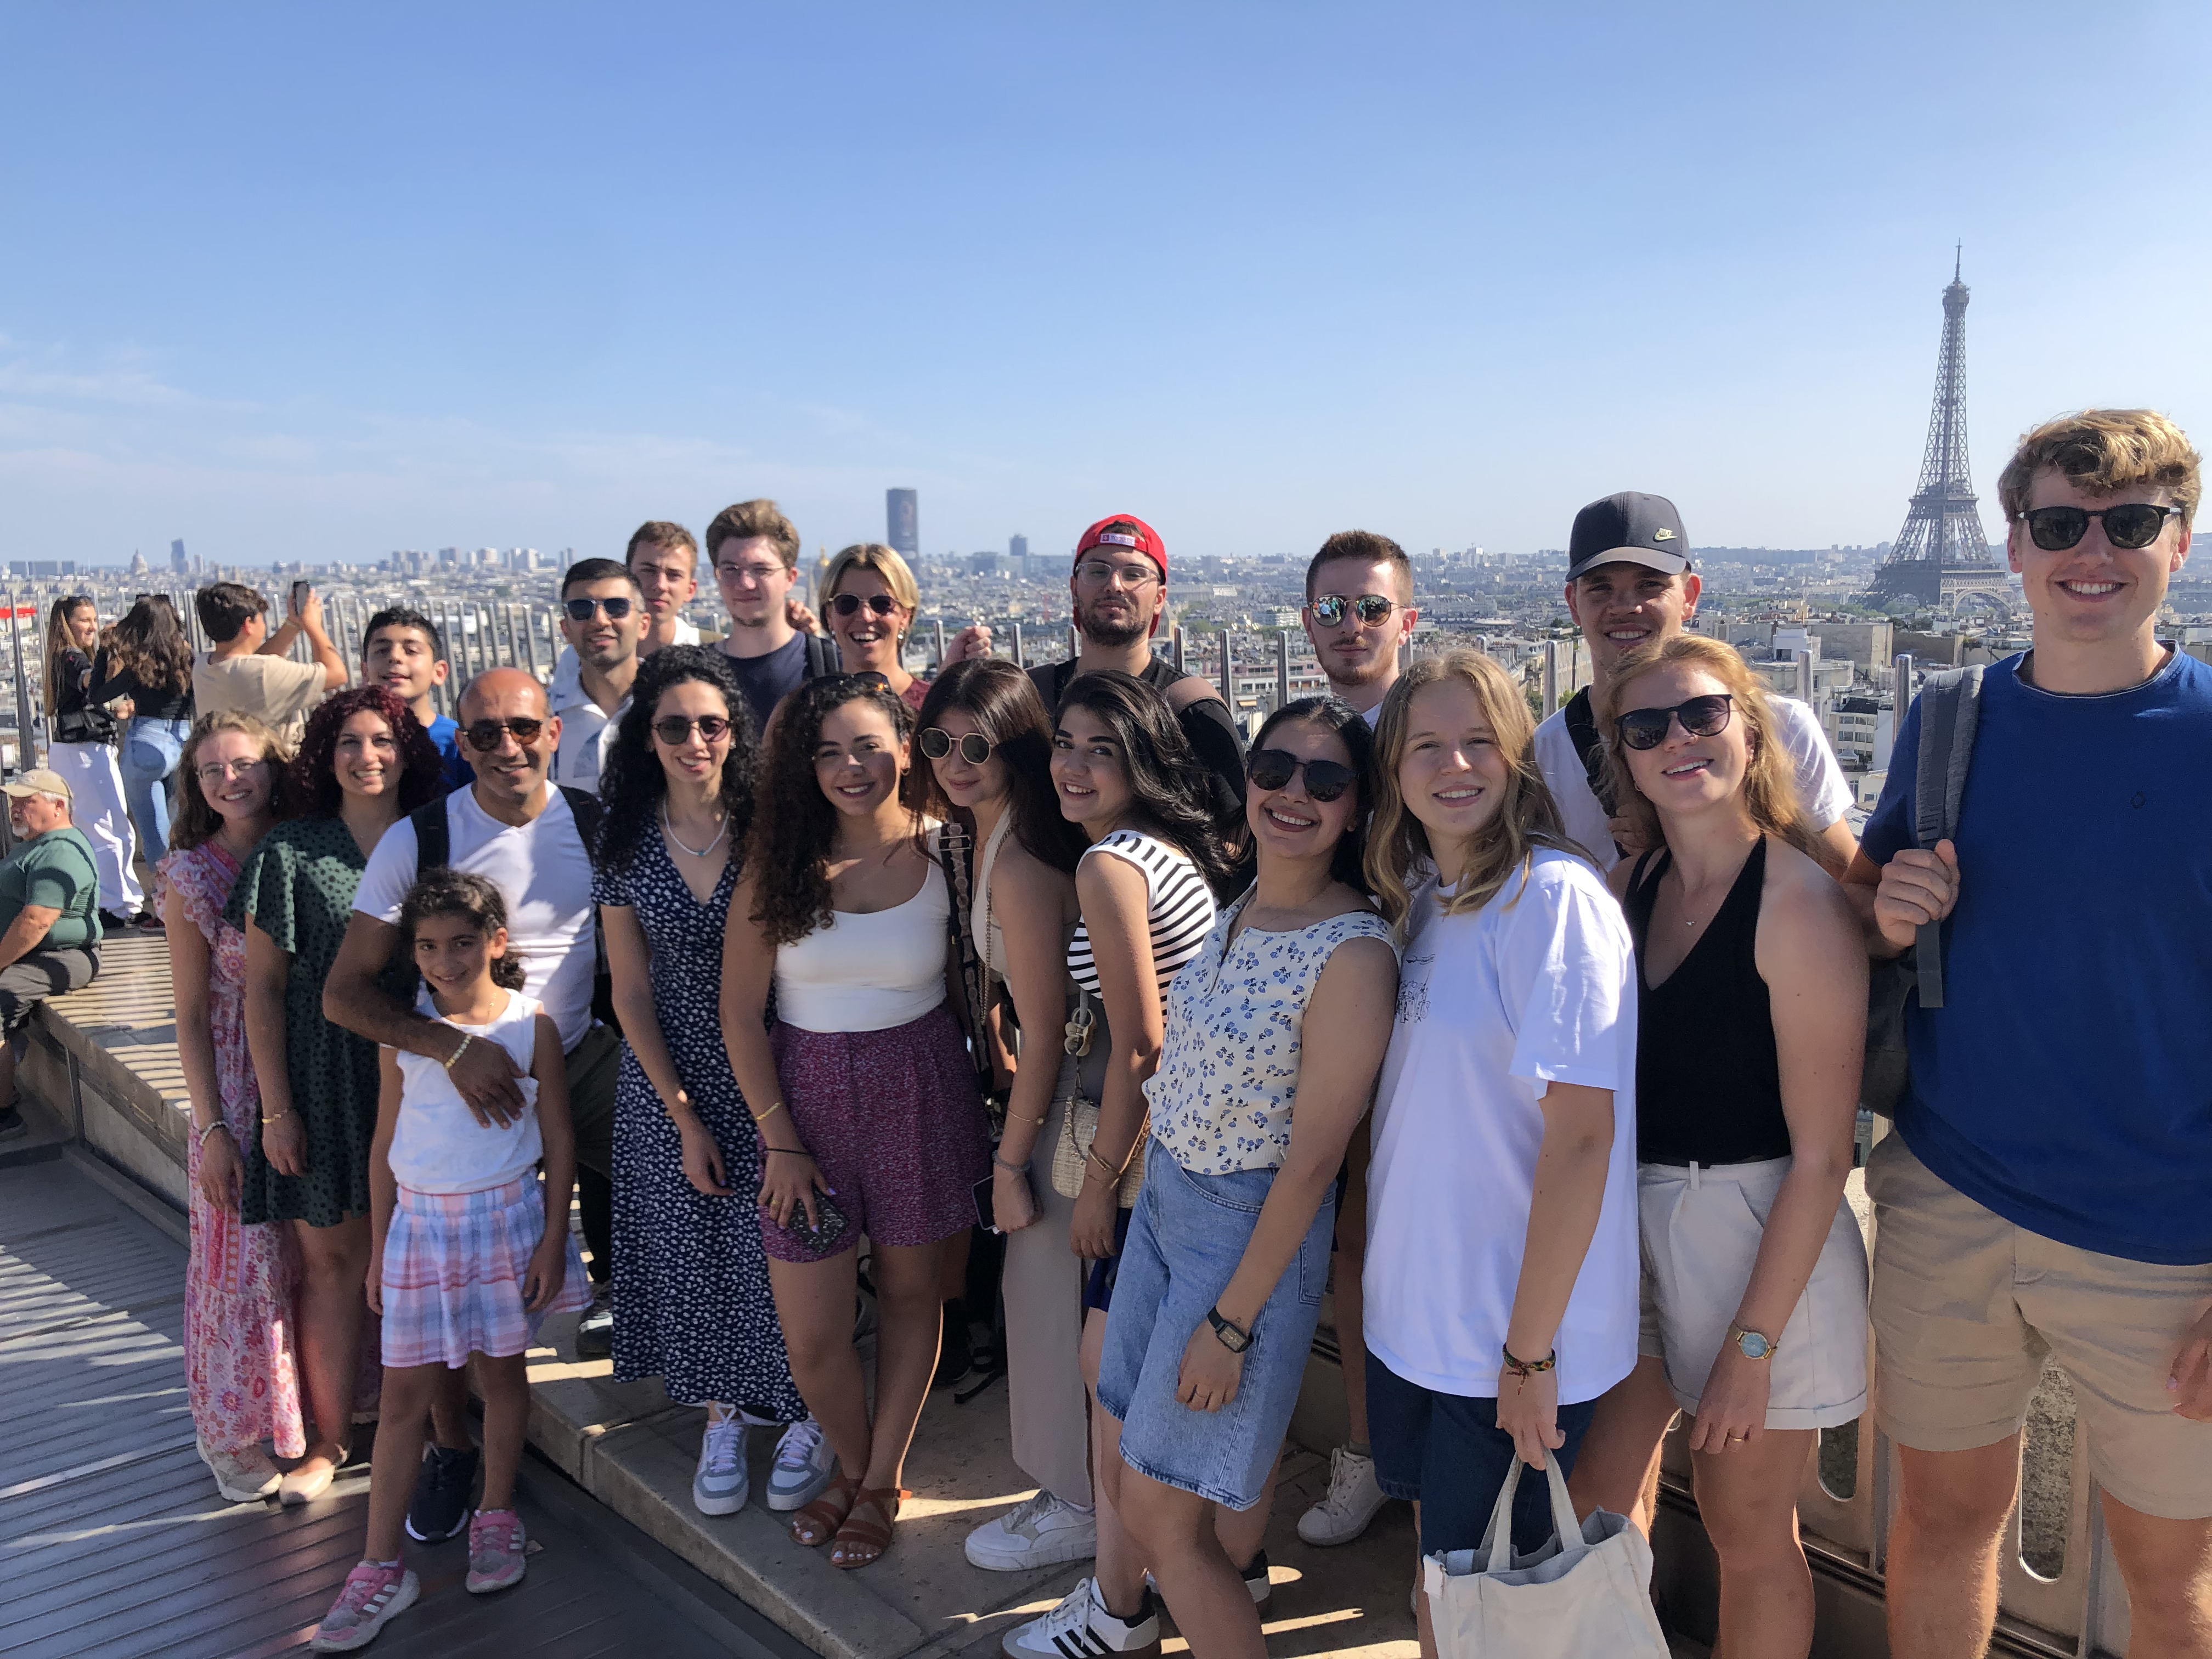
[148,407,2209,1659]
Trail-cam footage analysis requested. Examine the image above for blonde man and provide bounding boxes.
[1849,409,2211,1658]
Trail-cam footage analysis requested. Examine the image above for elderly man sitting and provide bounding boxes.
[0,769,105,1141]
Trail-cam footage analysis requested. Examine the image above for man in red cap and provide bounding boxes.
[1026,515,1247,821]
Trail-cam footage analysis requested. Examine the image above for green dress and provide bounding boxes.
[227,816,410,1228]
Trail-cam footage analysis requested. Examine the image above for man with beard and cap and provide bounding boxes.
[1027,515,1246,823]
[1299,530,1418,726]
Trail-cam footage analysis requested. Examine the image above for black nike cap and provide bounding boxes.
[1566,492,1691,581]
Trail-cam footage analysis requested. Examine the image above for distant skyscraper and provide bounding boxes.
[887,489,919,557]
[1009,534,1029,562]
[171,538,189,574]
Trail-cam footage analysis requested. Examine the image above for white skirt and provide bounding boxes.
[48,741,140,912]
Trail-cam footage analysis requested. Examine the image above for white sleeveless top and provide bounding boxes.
[775,825,951,1034]
[389,988,544,1194]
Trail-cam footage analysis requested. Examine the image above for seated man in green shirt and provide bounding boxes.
[0,769,105,1140]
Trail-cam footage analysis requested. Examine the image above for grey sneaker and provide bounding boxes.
[1296,1445,1389,1547]
[766,1418,836,1513]
[465,1508,527,1594]
[692,1414,749,1516]
[1002,1578,1159,1658]
[573,1281,614,1361]
[964,1489,1098,1571]
[311,1561,419,1651]
[199,1438,281,1504]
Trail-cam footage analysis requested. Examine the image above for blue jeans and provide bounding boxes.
[120,716,190,863]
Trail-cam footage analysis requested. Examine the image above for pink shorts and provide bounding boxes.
[379,1175,592,1369]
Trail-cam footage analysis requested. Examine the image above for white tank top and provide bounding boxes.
[388,988,544,1194]
[774,826,950,1034]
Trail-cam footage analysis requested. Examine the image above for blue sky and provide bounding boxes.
[3,3,2208,568]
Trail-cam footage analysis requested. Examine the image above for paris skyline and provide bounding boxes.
[3,3,2208,568]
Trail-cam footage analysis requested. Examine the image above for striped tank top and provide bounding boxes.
[1066,830,1217,996]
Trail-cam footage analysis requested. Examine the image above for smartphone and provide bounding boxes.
[973,1172,1002,1234]
[290,579,313,612]
[769,1192,849,1254]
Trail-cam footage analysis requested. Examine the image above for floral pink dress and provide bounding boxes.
[164,840,308,1458]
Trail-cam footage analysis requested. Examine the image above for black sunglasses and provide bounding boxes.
[1617,693,1733,751]
[919,727,994,764]
[826,671,892,692]
[563,596,635,622]
[831,592,899,618]
[652,714,732,746]
[461,716,548,752]
[1248,748,1357,803]
[2023,503,2185,552]
[1307,593,1396,628]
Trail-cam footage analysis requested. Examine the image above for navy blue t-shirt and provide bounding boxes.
[1863,648,2212,1265]
[726,633,808,731]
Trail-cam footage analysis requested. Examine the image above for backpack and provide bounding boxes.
[1862,665,1983,1116]
[802,631,840,682]
[408,786,619,1033]
[1562,687,1616,816]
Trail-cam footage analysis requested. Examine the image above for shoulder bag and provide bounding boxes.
[1046,987,1146,1205]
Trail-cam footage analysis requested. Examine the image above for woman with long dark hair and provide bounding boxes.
[593,647,815,1521]
[719,676,990,1569]
[91,594,197,878]
[42,595,140,920]
[230,685,446,1504]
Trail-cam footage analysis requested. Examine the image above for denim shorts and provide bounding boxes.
[1367,1352,1598,1558]
[1096,1144,1333,1511]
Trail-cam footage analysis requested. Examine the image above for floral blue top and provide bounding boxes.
[1143,891,1396,1176]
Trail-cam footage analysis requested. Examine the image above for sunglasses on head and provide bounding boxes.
[461,716,547,752]
[1247,748,1356,802]
[1308,593,1396,628]
[651,714,731,746]
[1616,693,1733,751]
[831,592,900,618]
[2023,503,2185,552]
[919,727,994,764]
[563,596,635,621]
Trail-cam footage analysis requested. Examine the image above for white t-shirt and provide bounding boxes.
[1533,691,1852,873]
[354,788,598,1052]
[1362,849,1641,1404]
[388,988,544,1193]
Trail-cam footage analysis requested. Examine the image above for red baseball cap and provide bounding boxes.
[1074,514,1167,578]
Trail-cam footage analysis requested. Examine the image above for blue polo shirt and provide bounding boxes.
[1862,648,2212,1265]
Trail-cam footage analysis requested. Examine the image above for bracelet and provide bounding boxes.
[259,1109,294,1125]
[441,1034,473,1074]
[1086,1144,1128,1181]
[992,1153,1031,1173]
[751,1100,787,1126]
[195,1120,231,1147]
[1500,1344,1558,1380]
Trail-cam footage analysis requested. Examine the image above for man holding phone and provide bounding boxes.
[191,580,348,747]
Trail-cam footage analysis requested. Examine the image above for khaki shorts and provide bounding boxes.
[1867,1133,2212,1520]
[1637,1156,1869,1429]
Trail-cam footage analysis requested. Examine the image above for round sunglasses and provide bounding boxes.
[1307,592,1397,628]
[652,714,732,746]
[2023,503,2185,552]
[831,592,901,617]
[1616,693,1733,752]
[1247,748,1356,802]
[918,727,994,764]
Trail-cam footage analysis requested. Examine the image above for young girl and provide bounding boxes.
[309,871,590,1654]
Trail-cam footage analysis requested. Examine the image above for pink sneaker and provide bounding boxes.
[310,1560,419,1651]
[466,1508,527,1594]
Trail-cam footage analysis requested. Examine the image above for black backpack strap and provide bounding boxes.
[1561,689,1615,816]
[556,786,602,856]
[802,631,840,681]
[409,795,452,873]
[555,787,618,1034]
[1906,665,1984,1009]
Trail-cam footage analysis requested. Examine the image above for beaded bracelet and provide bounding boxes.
[195,1119,230,1147]
[441,1033,473,1074]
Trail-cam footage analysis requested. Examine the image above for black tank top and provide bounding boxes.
[1623,838,1791,1165]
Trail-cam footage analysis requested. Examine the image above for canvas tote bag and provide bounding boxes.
[1422,1454,1669,1658]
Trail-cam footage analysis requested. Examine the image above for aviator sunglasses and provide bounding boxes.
[1307,592,1396,628]
[831,592,900,618]
[918,727,995,765]
[2023,503,2185,552]
[1247,748,1356,802]
[563,596,635,621]
[1616,693,1734,752]
[652,714,732,745]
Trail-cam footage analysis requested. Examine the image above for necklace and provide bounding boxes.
[661,801,729,859]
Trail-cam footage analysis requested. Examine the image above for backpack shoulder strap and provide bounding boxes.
[1905,665,1984,1009]
[1561,689,1613,814]
[802,632,840,680]
[409,795,451,873]
[556,786,602,856]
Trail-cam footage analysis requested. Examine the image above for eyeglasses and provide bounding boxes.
[563,596,635,621]
[716,561,787,586]
[831,592,900,618]
[461,716,548,752]
[919,727,994,764]
[2022,503,2186,552]
[1616,693,1734,751]
[195,758,266,786]
[651,714,732,746]
[1073,560,1160,589]
[1247,748,1357,803]
[1308,593,1396,628]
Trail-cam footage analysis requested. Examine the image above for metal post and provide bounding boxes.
[1068,625,1080,663]
[1217,631,1235,709]
[1542,640,1560,716]
[1274,629,1290,712]
[1172,625,1187,675]
[1892,652,1915,706]
[1007,621,1023,670]
[933,619,946,668]
[8,588,34,770]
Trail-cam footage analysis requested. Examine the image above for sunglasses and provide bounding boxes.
[919,727,994,764]
[651,714,732,746]
[832,592,900,618]
[827,671,892,692]
[563,596,635,622]
[1308,593,1396,628]
[1617,693,1734,752]
[1247,748,1357,803]
[461,716,548,752]
[2023,503,2185,552]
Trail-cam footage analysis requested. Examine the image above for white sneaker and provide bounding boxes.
[1002,1577,1160,1658]
[692,1413,749,1516]
[765,1418,836,1513]
[964,1489,1098,1571]
[199,1438,281,1504]
[1297,1445,1389,1547]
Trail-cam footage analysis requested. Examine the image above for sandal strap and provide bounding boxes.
[830,1487,911,1560]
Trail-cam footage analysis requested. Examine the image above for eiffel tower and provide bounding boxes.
[1870,252,2011,607]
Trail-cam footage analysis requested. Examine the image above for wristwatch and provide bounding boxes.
[1728,1323,1779,1362]
[1206,1307,1253,1353]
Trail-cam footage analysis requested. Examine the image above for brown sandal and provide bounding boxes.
[789,1469,861,1548]
[828,1485,909,1569]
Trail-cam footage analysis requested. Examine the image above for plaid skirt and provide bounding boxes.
[380,1175,592,1369]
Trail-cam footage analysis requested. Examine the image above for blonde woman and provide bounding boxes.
[1361,648,1641,1659]
[822,543,928,709]
[1565,634,1867,1659]
[42,595,141,921]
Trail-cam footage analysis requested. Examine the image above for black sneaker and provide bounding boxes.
[404,1443,479,1543]
[573,1281,614,1361]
